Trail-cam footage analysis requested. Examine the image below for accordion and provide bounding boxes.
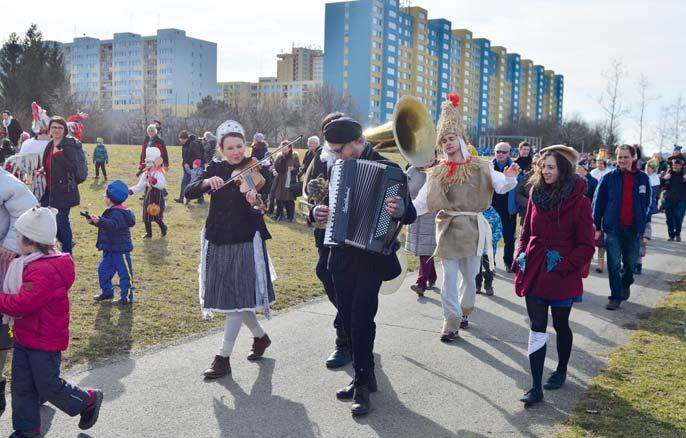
[324,159,407,254]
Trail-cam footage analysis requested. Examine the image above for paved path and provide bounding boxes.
[3,216,683,437]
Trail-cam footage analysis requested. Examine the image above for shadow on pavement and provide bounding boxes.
[211,358,321,437]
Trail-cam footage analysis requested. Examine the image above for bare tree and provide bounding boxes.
[598,59,629,147]
[634,75,659,147]
[670,95,685,146]
[653,106,671,154]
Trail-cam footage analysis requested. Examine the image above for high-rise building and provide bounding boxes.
[324,0,563,138]
[60,29,217,115]
[277,47,324,82]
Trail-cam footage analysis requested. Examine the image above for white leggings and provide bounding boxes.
[440,256,481,320]
[219,311,266,357]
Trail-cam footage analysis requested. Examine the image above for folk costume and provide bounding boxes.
[513,145,595,406]
[184,120,275,379]
[129,147,168,238]
[413,95,517,341]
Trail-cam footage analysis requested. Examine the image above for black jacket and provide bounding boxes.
[140,136,169,169]
[4,118,22,146]
[663,170,686,202]
[181,138,204,168]
[185,159,271,245]
[44,137,82,209]
[326,145,416,280]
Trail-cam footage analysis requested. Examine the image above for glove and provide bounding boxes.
[516,252,526,273]
[546,250,563,273]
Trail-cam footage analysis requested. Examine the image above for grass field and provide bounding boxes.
[557,279,686,438]
[34,145,414,367]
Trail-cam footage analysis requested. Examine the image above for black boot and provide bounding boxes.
[336,372,377,399]
[326,346,352,369]
[0,379,5,417]
[351,385,371,416]
[635,263,642,275]
[159,221,168,237]
[520,387,543,407]
[143,222,153,239]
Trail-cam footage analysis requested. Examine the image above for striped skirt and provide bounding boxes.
[143,187,165,223]
[198,231,276,318]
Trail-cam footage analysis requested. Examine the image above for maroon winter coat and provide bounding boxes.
[513,177,595,300]
[0,254,75,352]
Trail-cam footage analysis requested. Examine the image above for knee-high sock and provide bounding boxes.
[528,330,548,390]
[219,312,243,357]
[552,307,573,374]
[241,311,266,338]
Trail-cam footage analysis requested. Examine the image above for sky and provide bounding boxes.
[4,0,684,153]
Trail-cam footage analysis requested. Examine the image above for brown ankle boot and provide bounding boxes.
[247,334,271,361]
[203,355,231,379]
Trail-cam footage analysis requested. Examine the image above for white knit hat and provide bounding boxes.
[15,207,57,245]
[145,147,163,166]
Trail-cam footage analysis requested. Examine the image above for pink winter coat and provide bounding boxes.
[0,253,74,352]
[513,177,595,301]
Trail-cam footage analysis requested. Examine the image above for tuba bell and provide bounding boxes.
[364,96,436,168]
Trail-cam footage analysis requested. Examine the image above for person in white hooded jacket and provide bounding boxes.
[0,167,38,415]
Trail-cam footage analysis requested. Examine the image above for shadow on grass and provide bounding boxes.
[142,235,170,265]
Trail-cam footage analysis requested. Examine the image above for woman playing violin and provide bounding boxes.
[184,120,275,380]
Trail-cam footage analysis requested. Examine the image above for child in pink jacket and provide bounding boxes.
[0,207,103,437]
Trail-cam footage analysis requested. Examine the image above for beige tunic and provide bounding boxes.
[425,159,493,259]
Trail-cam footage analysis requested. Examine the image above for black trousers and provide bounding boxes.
[475,254,494,290]
[316,246,348,348]
[331,269,383,386]
[497,209,517,268]
[94,161,107,178]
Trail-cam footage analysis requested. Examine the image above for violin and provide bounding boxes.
[231,157,268,212]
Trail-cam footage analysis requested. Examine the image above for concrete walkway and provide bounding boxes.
[3,216,683,437]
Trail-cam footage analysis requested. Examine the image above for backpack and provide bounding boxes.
[73,141,89,183]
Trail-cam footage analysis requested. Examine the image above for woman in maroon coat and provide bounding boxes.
[513,145,595,407]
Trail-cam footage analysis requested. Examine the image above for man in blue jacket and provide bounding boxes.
[593,145,651,310]
[492,142,519,271]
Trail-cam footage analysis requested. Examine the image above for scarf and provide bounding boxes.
[531,175,577,211]
[1,252,44,325]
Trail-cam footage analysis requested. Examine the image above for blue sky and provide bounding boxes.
[6,0,684,152]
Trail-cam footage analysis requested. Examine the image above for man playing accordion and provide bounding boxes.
[312,116,416,417]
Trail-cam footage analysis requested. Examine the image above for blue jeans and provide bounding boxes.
[605,227,640,302]
[179,171,191,200]
[664,199,686,238]
[98,252,134,301]
[39,192,72,253]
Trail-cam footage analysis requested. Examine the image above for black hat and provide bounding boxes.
[323,117,362,144]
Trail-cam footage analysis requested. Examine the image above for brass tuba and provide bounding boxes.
[364,96,436,168]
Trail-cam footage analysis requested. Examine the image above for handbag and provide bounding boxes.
[291,179,304,198]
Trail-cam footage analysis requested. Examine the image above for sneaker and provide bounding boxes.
[78,389,103,430]
[440,330,458,343]
[635,264,642,275]
[459,316,469,329]
[93,294,114,302]
[606,299,621,310]
[113,298,130,305]
[520,387,543,407]
[484,287,495,296]
[428,281,436,290]
[476,288,483,295]
[595,267,604,273]
[173,198,183,203]
[410,283,426,297]
[543,371,567,390]
[677,236,682,242]
[668,236,675,242]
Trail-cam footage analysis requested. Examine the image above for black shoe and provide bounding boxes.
[326,347,352,369]
[606,299,621,310]
[410,283,426,297]
[159,222,168,237]
[668,236,675,242]
[9,431,40,438]
[677,236,682,242]
[520,387,543,407]
[336,373,377,400]
[543,371,566,390]
[351,385,371,416]
[635,263,642,275]
[595,267,604,273]
[78,389,103,430]
[173,198,183,203]
[621,286,631,300]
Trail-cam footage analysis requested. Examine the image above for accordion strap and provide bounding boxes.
[435,210,494,270]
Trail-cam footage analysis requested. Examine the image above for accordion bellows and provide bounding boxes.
[324,159,407,254]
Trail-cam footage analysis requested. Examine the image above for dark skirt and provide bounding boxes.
[143,187,165,222]
[199,231,275,316]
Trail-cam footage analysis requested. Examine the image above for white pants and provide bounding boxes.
[219,311,266,357]
[440,256,481,322]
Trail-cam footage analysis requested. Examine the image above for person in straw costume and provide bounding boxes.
[412,94,521,342]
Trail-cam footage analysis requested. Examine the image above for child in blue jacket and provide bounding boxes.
[88,180,136,304]
[92,138,109,180]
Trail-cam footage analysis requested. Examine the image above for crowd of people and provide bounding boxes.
[0,94,683,435]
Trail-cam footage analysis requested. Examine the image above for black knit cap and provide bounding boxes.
[323,117,362,144]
